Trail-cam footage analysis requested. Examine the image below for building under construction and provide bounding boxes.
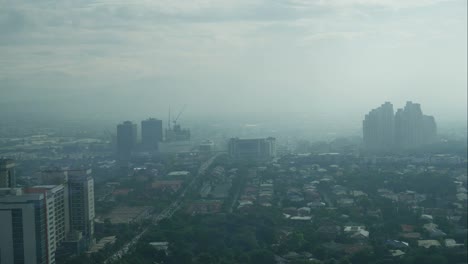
[165,105,191,142]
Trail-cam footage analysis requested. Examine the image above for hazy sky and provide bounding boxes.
[0,0,466,124]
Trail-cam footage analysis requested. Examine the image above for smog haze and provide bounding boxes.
[1,0,466,127]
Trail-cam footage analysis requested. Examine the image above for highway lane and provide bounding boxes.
[104,153,223,263]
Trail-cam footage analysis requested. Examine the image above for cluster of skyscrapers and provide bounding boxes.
[117,118,163,160]
[0,159,95,264]
[117,118,192,160]
[117,117,281,163]
[363,101,437,152]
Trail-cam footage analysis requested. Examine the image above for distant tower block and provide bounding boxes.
[362,102,394,151]
[117,121,137,160]
[363,101,437,152]
[141,118,163,150]
[228,137,276,162]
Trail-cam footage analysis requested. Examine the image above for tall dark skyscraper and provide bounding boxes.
[141,118,163,150]
[116,121,137,160]
[68,169,95,246]
[362,102,395,151]
[363,101,437,151]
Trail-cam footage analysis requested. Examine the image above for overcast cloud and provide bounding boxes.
[0,0,466,124]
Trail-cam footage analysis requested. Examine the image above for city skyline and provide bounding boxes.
[363,101,438,152]
[0,1,466,263]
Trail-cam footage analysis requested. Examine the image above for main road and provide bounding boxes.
[104,153,224,263]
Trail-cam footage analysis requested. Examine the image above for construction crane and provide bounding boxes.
[172,104,187,128]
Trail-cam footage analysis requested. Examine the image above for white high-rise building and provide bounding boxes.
[0,188,50,264]
[40,168,95,253]
[26,185,70,249]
